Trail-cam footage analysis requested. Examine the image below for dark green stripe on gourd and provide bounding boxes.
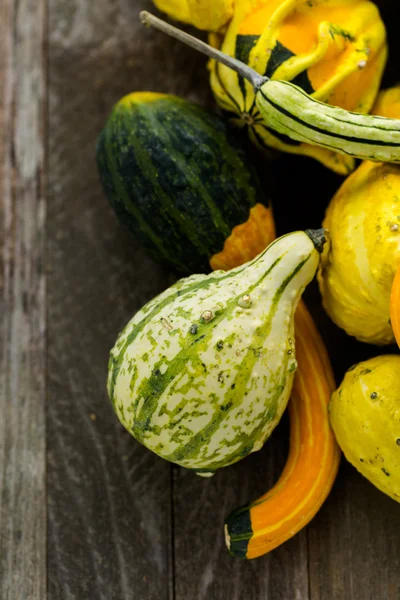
[236,36,313,96]
[133,257,284,428]
[260,87,400,147]
[96,94,270,274]
[225,505,253,558]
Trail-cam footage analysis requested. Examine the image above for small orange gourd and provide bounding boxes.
[390,265,400,348]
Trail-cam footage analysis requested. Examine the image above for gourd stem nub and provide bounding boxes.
[140,11,267,90]
[305,229,327,254]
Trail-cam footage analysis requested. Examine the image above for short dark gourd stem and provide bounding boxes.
[305,229,328,254]
[140,11,267,90]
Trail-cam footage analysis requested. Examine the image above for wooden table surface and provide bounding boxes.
[1,0,400,598]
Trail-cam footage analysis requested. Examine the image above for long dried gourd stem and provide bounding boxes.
[140,11,267,90]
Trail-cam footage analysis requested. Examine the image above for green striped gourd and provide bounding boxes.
[96,92,274,275]
[108,230,325,475]
[140,12,400,165]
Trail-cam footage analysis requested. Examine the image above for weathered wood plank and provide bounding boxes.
[47,1,212,598]
[308,460,400,600]
[0,0,47,598]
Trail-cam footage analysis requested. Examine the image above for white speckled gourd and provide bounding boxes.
[107,230,324,475]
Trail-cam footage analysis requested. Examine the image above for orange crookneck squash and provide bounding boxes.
[224,300,340,558]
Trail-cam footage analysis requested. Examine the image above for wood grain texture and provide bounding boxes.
[0,0,47,598]
[47,0,212,598]
[308,461,400,600]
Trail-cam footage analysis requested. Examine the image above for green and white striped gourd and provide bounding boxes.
[108,230,325,475]
[140,12,400,165]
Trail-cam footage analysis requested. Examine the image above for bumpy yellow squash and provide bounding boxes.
[152,0,233,32]
[209,0,387,174]
[330,355,400,503]
[318,85,400,345]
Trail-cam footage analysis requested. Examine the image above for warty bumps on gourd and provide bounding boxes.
[107,230,325,476]
[209,0,387,174]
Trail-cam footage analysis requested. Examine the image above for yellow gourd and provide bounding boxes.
[318,85,400,345]
[152,0,233,32]
[209,0,387,175]
[330,356,400,503]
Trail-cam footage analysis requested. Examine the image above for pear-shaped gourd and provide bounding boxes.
[108,230,325,475]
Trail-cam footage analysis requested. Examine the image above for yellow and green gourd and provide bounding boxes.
[330,355,400,503]
[107,230,325,476]
[318,85,400,345]
[208,0,387,174]
[149,1,388,174]
[140,12,400,169]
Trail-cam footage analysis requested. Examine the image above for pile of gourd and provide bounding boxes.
[97,0,400,559]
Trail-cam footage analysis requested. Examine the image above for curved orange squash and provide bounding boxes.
[224,301,341,559]
[390,265,400,348]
